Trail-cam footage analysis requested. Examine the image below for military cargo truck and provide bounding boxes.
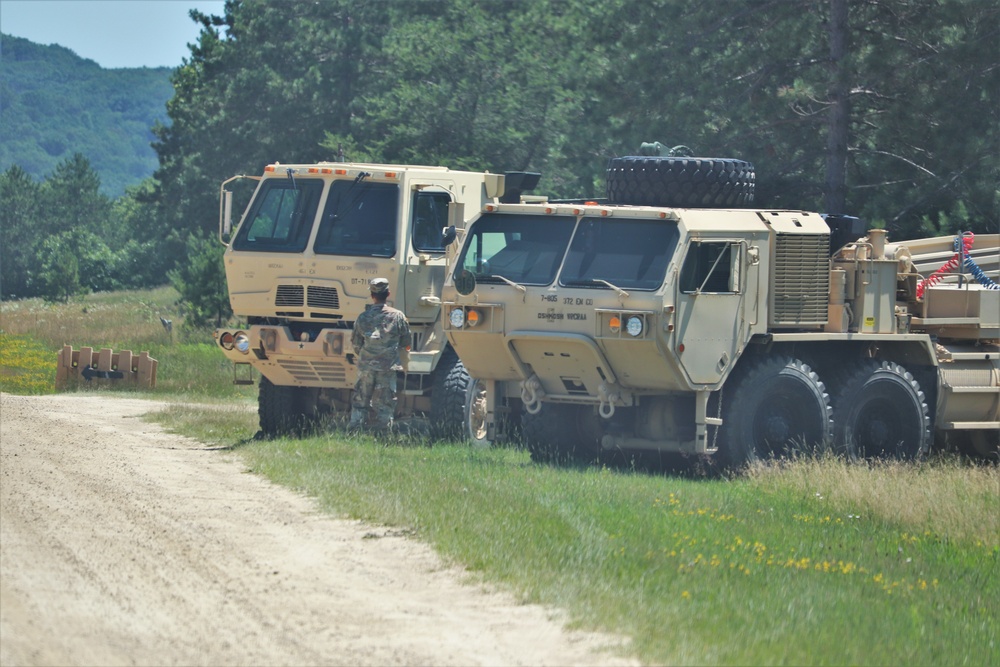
[213,162,529,440]
[440,155,999,466]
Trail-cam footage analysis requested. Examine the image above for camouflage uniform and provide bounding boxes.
[349,278,412,431]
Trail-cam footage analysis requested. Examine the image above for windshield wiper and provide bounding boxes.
[563,278,630,299]
[479,273,527,294]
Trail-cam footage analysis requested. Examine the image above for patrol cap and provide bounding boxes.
[369,277,390,295]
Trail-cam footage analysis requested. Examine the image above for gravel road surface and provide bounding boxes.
[0,393,634,666]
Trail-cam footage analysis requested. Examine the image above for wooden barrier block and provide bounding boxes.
[55,346,157,390]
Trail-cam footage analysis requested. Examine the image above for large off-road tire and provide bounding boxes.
[430,349,489,446]
[606,156,755,208]
[258,376,319,438]
[717,356,832,469]
[832,360,931,460]
[521,404,599,465]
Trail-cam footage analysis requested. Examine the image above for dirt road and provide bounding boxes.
[0,393,634,667]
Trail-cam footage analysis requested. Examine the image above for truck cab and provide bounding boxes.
[441,164,999,466]
[214,162,506,439]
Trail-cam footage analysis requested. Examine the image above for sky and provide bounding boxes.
[1,0,226,68]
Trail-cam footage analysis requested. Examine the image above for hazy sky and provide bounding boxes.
[1,0,226,68]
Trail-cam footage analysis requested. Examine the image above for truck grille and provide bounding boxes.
[307,286,340,309]
[770,234,830,328]
[274,284,341,310]
[275,285,304,306]
[276,359,348,384]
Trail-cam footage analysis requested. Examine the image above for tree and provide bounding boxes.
[36,232,81,302]
[168,234,231,328]
[0,165,41,299]
[588,0,998,237]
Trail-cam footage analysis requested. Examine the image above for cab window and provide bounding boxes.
[679,241,742,293]
[231,179,322,252]
[457,214,575,285]
[314,180,399,257]
[411,191,451,252]
[560,217,679,291]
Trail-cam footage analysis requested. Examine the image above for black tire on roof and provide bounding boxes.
[606,156,755,208]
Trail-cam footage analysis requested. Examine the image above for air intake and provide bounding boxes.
[275,285,304,307]
[307,286,340,310]
[769,233,830,329]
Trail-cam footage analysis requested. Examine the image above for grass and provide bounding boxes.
[5,288,998,665]
[0,287,255,400]
[156,403,998,666]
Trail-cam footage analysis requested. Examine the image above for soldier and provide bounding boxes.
[349,278,412,432]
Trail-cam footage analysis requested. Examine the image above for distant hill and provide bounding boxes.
[0,34,174,197]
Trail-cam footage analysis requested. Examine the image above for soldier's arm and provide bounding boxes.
[352,322,365,352]
[398,315,413,351]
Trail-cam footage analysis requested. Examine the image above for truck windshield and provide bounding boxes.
[314,180,399,257]
[231,179,322,252]
[560,217,680,290]
[457,214,575,285]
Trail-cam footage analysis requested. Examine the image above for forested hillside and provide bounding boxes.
[0,34,173,196]
[2,0,997,313]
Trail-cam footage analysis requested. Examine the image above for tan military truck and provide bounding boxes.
[440,155,999,466]
[213,161,536,440]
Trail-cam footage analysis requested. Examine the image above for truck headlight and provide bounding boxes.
[626,316,643,337]
[450,308,466,328]
[234,332,251,354]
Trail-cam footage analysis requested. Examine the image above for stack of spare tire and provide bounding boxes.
[605,156,755,208]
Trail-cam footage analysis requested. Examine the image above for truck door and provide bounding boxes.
[673,239,756,385]
[401,187,453,322]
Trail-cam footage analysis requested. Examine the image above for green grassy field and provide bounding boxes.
[0,287,255,400]
[3,290,998,665]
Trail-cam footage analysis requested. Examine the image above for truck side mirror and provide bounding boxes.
[441,226,457,247]
[223,190,234,237]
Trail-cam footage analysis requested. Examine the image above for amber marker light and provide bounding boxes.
[219,331,235,350]
[466,309,482,327]
[609,316,621,333]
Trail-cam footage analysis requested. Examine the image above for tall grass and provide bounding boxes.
[0,287,254,400]
[156,403,999,666]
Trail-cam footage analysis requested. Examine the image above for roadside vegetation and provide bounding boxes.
[0,286,253,401]
[3,290,997,665]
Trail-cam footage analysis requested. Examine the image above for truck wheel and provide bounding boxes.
[718,357,832,468]
[258,376,317,437]
[431,349,489,446]
[522,404,598,464]
[833,360,930,460]
[606,156,755,208]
